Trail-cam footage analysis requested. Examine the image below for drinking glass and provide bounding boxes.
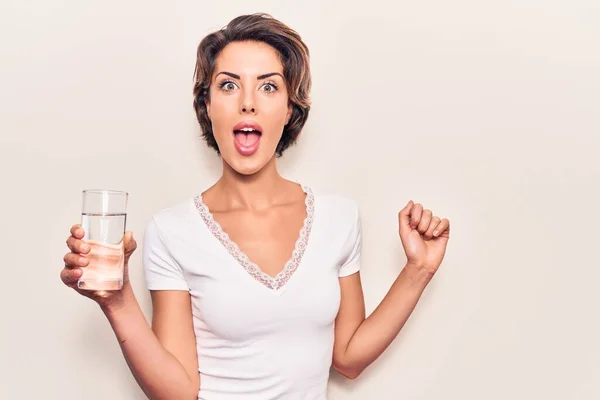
[77,189,128,291]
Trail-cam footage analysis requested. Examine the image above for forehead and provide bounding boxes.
[213,41,284,77]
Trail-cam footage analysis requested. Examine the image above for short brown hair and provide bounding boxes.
[192,13,312,157]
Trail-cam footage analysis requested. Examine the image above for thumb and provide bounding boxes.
[398,200,414,239]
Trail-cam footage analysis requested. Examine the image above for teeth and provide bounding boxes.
[240,127,255,132]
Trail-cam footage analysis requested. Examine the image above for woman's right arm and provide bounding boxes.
[61,225,199,400]
[102,286,199,400]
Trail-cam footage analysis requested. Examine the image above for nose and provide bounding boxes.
[242,104,256,113]
[240,90,257,114]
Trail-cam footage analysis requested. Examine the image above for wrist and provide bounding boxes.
[100,282,135,316]
[403,262,435,286]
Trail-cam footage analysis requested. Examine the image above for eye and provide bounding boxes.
[261,82,278,93]
[219,80,238,92]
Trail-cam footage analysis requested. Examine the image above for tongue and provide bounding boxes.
[234,132,260,146]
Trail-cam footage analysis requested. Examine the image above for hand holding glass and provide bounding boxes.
[78,190,128,291]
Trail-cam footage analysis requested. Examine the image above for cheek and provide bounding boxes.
[259,97,289,125]
[209,99,236,134]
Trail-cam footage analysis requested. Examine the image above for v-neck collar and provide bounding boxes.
[193,185,315,293]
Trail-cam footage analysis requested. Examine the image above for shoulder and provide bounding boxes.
[307,187,363,273]
[151,197,195,223]
[310,186,358,211]
[145,197,197,237]
[308,186,360,228]
[142,195,211,260]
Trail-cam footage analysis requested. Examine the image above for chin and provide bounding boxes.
[222,151,273,176]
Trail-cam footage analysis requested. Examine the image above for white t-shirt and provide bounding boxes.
[142,185,362,400]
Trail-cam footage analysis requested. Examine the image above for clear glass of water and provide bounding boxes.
[78,189,128,291]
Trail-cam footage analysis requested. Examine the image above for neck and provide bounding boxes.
[212,156,292,211]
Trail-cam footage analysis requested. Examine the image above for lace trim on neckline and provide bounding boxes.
[193,185,315,291]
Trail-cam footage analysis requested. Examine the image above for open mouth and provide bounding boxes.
[233,127,262,145]
[233,122,263,155]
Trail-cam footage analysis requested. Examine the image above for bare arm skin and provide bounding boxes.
[102,287,200,400]
[332,200,451,379]
[61,226,199,399]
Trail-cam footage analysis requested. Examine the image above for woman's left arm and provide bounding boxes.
[332,200,451,379]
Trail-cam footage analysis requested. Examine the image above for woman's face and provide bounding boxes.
[206,40,292,176]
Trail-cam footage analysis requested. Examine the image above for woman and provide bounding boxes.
[61,13,450,400]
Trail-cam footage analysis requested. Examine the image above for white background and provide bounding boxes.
[1,0,598,399]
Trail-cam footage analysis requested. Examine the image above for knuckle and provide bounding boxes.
[78,240,90,253]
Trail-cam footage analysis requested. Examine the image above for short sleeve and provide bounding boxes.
[338,201,362,277]
[142,217,190,291]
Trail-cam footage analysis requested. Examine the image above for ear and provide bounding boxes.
[285,104,293,125]
[204,93,211,118]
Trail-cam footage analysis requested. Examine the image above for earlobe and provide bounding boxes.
[204,90,211,118]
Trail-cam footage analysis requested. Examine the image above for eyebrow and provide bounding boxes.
[215,71,284,80]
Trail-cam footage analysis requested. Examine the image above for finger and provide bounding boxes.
[66,236,90,254]
[63,253,90,268]
[123,231,138,254]
[70,224,85,239]
[410,203,423,229]
[60,267,83,286]
[398,201,414,237]
[433,218,450,238]
[417,209,432,234]
[398,200,414,228]
[424,216,441,240]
